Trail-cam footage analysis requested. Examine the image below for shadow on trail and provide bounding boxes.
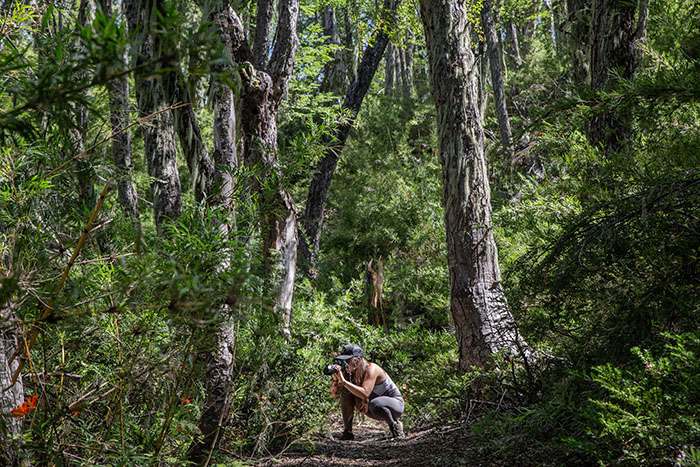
[256,418,481,466]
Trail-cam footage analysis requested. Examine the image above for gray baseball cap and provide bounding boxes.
[335,344,364,360]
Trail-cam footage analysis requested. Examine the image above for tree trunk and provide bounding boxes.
[384,43,396,96]
[74,0,95,212]
[0,222,24,466]
[166,74,215,203]
[187,322,236,465]
[252,0,275,68]
[299,0,402,277]
[184,4,239,463]
[566,0,589,84]
[321,6,347,93]
[482,0,513,151]
[419,0,526,371]
[227,0,299,335]
[343,7,359,82]
[401,30,414,97]
[100,0,141,228]
[509,22,523,68]
[544,0,557,51]
[126,0,183,229]
[587,0,642,154]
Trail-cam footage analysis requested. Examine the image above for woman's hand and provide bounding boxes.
[330,370,344,396]
[334,365,348,383]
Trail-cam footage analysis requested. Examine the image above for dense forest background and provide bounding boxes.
[1,0,699,465]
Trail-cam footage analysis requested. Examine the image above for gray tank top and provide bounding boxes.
[370,374,402,400]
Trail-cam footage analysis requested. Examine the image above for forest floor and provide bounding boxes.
[253,415,491,467]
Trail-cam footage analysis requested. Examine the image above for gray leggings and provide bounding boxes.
[368,396,404,424]
[341,392,404,433]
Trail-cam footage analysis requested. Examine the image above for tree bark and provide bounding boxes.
[321,6,347,93]
[299,0,401,277]
[401,30,414,97]
[126,0,183,229]
[384,43,396,96]
[252,0,275,68]
[184,5,240,463]
[482,0,513,150]
[419,0,526,371]
[587,0,642,154]
[100,0,141,227]
[343,7,359,82]
[566,0,589,84]
[543,0,557,51]
[166,74,215,203]
[74,0,95,212]
[509,22,523,68]
[225,0,299,335]
[0,222,24,466]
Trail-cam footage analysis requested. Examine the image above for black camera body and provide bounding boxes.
[322,359,350,376]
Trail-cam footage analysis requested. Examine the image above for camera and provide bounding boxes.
[322,359,349,376]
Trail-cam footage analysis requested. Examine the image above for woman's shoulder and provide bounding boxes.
[368,362,386,380]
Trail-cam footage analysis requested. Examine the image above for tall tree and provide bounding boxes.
[482,0,513,150]
[217,0,299,335]
[587,0,648,153]
[419,0,526,371]
[73,0,95,211]
[184,2,241,461]
[125,0,182,229]
[299,0,402,276]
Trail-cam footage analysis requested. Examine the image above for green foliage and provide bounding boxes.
[317,95,449,327]
[574,333,700,464]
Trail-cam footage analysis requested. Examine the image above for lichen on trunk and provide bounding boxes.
[419,0,526,371]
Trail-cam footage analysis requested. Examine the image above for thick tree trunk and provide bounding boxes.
[566,0,589,84]
[187,323,236,465]
[419,0,526,371]
[299,0,401,276]
[126,0,183,229]
[240,71,298,334]
[225,0,299,335]
[587,0,642,154]
[482,0,513,150]
[0,222,24,466]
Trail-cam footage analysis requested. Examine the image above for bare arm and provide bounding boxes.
[335,363,382,400]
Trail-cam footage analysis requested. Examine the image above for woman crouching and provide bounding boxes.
[330,344,405,440]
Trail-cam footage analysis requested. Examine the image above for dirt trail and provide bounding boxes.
[256,417,484,466]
